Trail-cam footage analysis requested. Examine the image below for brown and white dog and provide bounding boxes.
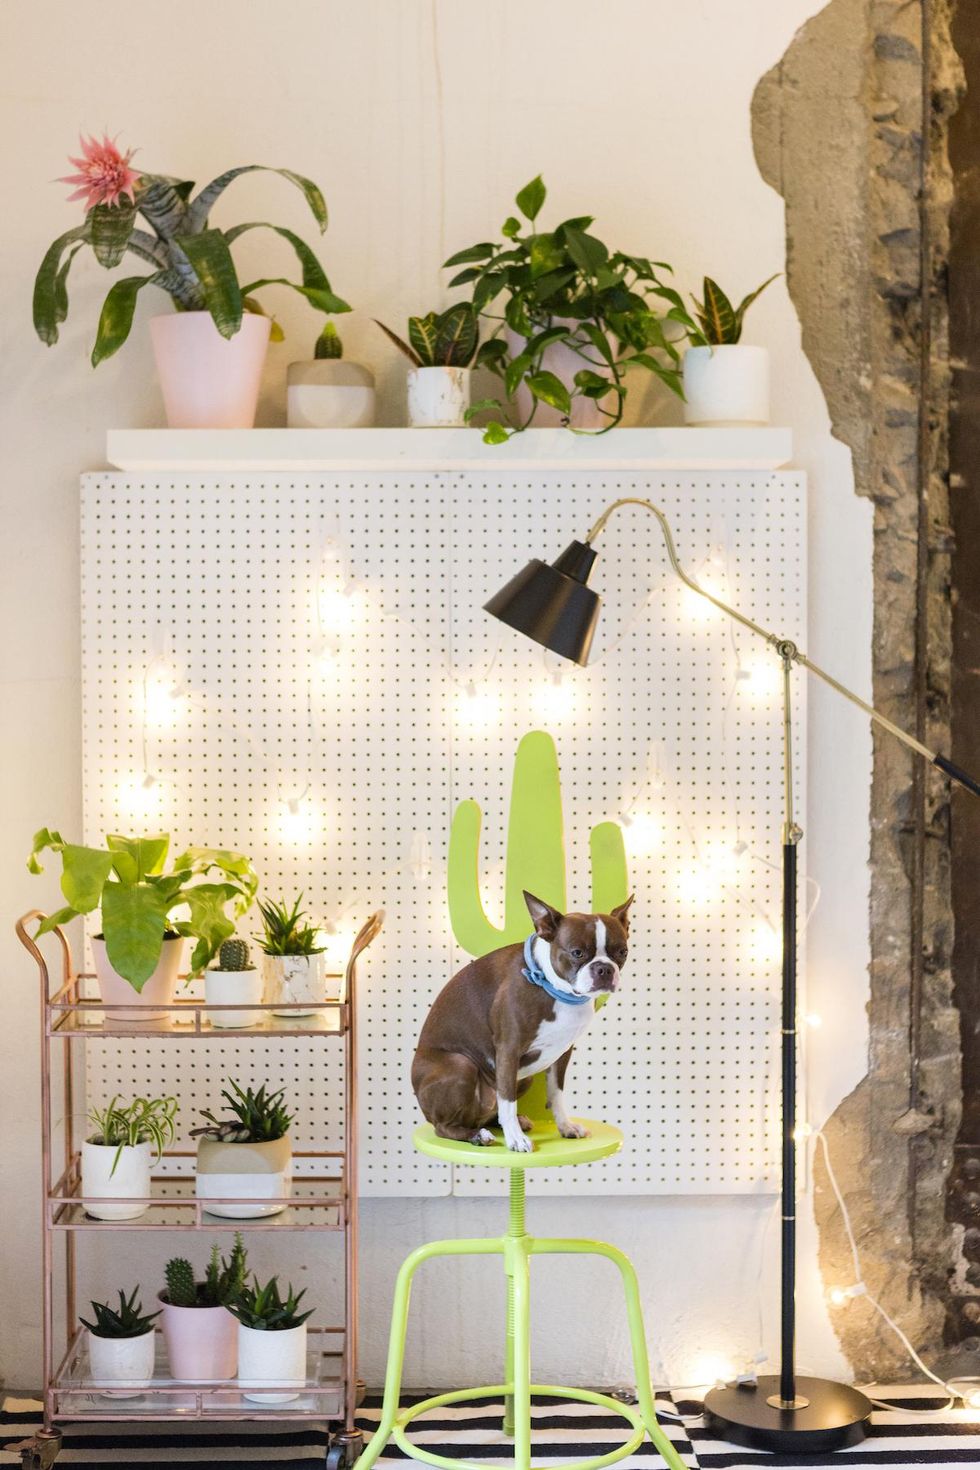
[412,891,633,1152]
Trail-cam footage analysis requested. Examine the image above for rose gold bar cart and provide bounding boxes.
[16,909,383,1469]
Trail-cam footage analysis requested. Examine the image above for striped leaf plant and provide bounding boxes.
[34,133,350,366]
[655,273,780,347]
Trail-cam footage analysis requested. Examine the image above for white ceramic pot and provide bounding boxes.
[505,321,614,429]
[682,344,770,426]
[81,1139,152,1221]
[407,366,470,427]
[238,1321,307,1403]
[88,1327,156,1397]
[287,360,376,428]
[159,1294,238,1381]
[262,952,327,1017]
[92,933,185,1024]
[195,1133,292,1219]
[205,966,264,1028]
[149,311,271,429]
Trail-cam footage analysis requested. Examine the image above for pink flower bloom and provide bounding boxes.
[60,133,139,211]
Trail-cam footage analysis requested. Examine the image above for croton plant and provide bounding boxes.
[33,133,349,365]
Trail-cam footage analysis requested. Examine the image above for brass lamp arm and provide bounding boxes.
[585,496,945,773]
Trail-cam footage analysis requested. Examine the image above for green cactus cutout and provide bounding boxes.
[447,729,628,1120]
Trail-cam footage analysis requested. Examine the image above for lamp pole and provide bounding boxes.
[484,496,980,1453]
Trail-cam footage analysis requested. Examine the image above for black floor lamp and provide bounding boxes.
[483,496,980,1454]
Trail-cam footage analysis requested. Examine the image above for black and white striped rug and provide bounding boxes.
[3,1387,979,1467]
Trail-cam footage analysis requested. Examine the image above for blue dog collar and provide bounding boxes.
[521,935,592,1006]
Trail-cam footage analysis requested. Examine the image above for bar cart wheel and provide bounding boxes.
[11,1428,63,1469]
[327,1427,364,1469]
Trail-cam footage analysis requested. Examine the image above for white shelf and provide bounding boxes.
[105,426,793,473]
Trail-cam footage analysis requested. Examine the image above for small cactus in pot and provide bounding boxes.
[205,936,264,1029]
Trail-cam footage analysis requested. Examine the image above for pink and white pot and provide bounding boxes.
[150,311,271,429]
[159,1295,237,1382]
[505,321,615,429]
[92,933,185,1024]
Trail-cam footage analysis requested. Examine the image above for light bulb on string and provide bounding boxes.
[142,659,187,728]
[453,678,502,730]
[621,810,663,857]
[745,916,783,967]
[804,1011,823,1029]
[116,772,164,821]
[277,784,319,844]
[531,650,578,721]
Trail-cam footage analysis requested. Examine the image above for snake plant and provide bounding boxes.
[34,133,350,365]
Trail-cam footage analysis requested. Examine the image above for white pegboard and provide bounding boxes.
[79,469,805,1197]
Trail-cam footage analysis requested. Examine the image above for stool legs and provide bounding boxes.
[356,1238,504,1470]
[529,1238,686,1470]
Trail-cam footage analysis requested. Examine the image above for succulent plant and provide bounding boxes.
[216,937,253,971]
[164,1235,248,1308]
[256,895,324,956]
[191,1080,293,1144]
[81,1286,160,1339]
[228,1274,314,1332]
[163,1257,197,1309]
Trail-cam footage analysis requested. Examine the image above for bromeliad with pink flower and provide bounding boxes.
[34,133,349,365]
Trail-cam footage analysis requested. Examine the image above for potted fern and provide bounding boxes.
[27,831,258,1021]
[81,1094,177,1220]
[256,894,327,1016]
[159,1236,247,1382]
[205,937,263,1029]
[287,321,376,428]
[191,1081,293,1219]
[34,133,350,427]
[81,1287,160,1397]
[375,306,478,426]
[229,1275,314,1403]
[658,274,779,426]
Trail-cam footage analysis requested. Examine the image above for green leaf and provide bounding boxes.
[91,274,164,366]
[27,827,65,874]
[504,351,532,399]
[501,216,521,239]
[527,371,571,414]
[35,906,80,937]
[33,225,91,345]
[185,167,327,235]
[100,883,170,991]
[529,233,563,278]
[54,246,83,324]
[181,883,239,973]
[443,242,496,268]
[515,176,546,223]
[106,833,170,879]
[472,270,509,314]
[243,297,285,342]
[698,277,737,345]
[447,266,482,288]
[733,272,780,336]
[574,368,613,398]
[563,228,609,277]
[434,304,478,366]
[579,322,615,366]
[240,277,351,316]
[482,420,510,445]
[374,318,420,366]
[224,222,333,292]
[531,268,577,305]
[408,312,439,367]
[474,337,509,373]
[464,396,505,420]
[176,230,243,338]
[60,845,114,912]
[90,199,137,268]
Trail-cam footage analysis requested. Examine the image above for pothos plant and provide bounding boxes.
[656,273,780,347]
[33,133,350,365]
[27,831,259,990]
[443,175,682,442]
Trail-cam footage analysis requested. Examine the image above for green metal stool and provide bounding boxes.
[355,1118,686,1470]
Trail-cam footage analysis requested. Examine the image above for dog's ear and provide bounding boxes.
[610,894,634,931]
[524,891,563,940]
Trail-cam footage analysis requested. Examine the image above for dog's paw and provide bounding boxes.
[517,1114,534,1133]
[505,1130,534,1153]
[559,1121,590,1139]
[471,1128,495,1145]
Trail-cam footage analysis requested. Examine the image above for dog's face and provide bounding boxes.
[524,890,633,997]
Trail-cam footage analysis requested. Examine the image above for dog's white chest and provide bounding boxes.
[518,1001,595,1079]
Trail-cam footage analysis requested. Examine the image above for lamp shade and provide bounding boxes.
[484,540,601,665]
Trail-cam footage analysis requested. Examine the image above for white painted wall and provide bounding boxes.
[0,0,871,1393]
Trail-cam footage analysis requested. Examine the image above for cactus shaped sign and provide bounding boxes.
[448,730,629,1116]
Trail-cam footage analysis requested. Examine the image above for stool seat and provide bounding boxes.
[413,1118,622,1168]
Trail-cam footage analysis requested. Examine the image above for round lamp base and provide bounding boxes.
[702,1375,872,1453]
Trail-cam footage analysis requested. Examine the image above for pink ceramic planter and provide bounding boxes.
[159,1295,238,1381]
[150,311,271,428]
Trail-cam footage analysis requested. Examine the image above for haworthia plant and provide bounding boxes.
[447,730,628,1117]
[34,147,350,366]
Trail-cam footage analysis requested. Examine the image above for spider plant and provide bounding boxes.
[87,1095,178,1176]
[34,132,350,365]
